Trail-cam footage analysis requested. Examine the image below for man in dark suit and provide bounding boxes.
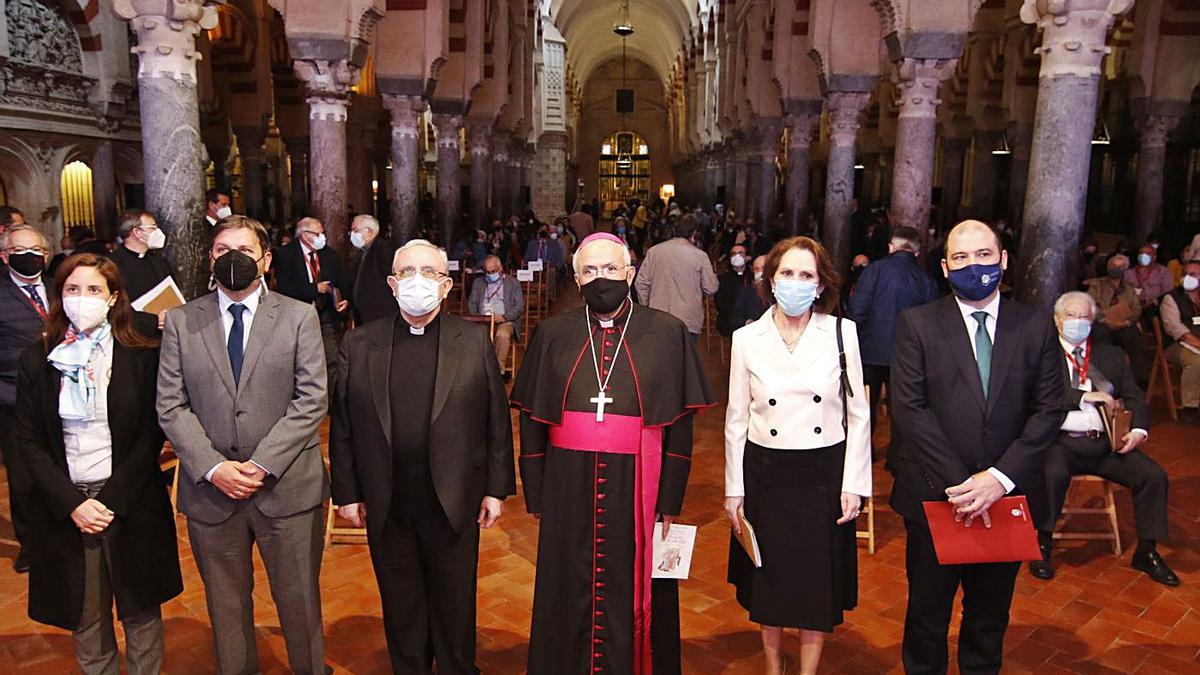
[274,216,350,390]
[108,209,174,333]
[890,220,1064,674]
[714,244,751,336]
[1029,291,1176,585]
[0,224,52,572]
[349,214,398,325]
[331,239,515,674]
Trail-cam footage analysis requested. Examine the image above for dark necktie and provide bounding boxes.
[1071,346,1085,389]
[228,303,247,386]
[22,285,46,317]
[308,250,322,283]
[973,311,992,399]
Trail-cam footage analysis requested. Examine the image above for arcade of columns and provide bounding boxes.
[5,0,1200,304]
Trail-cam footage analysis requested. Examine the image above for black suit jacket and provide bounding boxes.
[888,295,1066,524]
[1062,341,1150,432]
[329,313,516,536]
[0,274,52,408]
[14,341,181,630]
[273,240,350,325]
[351,236,398,325]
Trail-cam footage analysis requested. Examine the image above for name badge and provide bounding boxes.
[448,260,460,271]
[517,270,534,282]
[528,260,544,272]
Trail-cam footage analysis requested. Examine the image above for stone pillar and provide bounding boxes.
[754,120,782,234]
[1006,122,1033,232]
[345,122,366,217]
[705,156,721,208]
[383,95,422,243]
[208,144,230,191]
[433,113,464,246]
[115,0,218,298]
[283,137,309,220]
[890,59,956,235]
[1132,112,1181,244]
[1016,0,1133,307]
[508,141,523,217]
[468,123,491,231]
[533,131,568,220]
[967,129,1000,221]
[91,139,118,240]
[233,125,265,220]
[939,137,968,229]
[860,154,881,207]
[294,59,356,257]
[822,91,872,274]
[490,133,510,219]
[743,149,760,221]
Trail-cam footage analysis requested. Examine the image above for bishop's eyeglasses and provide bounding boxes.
[578,264,630,282]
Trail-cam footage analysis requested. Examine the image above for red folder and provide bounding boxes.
[922,496,1042,565]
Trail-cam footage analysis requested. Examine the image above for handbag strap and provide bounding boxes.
[835,314,853,433]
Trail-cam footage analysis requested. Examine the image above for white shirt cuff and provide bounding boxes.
[204,463,221,482]
[986,467,1016,494]
[248,460,271,476]
[1131,428,1149,441]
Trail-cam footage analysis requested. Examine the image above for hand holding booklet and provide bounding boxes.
[130,276,186,315]
[652,523,697,579]
[922,496,1042,565]
[734,510,762,568]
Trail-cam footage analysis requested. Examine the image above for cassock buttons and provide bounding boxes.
[770,429,778,437]
[814,427,822,434]
[768,398,777,406]
[814,395,822,403]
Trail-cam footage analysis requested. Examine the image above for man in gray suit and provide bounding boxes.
[158,215,330,675]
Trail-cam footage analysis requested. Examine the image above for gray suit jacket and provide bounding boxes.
[467,275,525,336]
[157,290,330,524]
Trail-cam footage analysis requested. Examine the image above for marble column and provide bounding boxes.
[705,156,721,208]
[968,129,1001,221]
[283,137,309,221]
[383,95,422,243]
[822,91,872,274]
[754,120,783,234]
[508,141,523,218]
[345,121,366,217]
[468,123,491,231]
[890,59,957,235]
[490,133,510,220]
[433,113,464,246]
[1006,122,1033,232]
[294,58,356,257]
[1016,0,1133,307]
[743,149,760,222]
[1132,112,1181,244]
[233,125,265,219]
[115,0,217,298]
[533,131,568,220]
[91,139,118,240]
[860,154,881,207]
[939,137,968,229]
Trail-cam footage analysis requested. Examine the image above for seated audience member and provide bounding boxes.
[468,255,525,374]
[1125,244,1173,308]
[1030,291,1175,585]
[1167,234,1200,286]
[14,253,182,673]
[1085,254,1145,375]
[715,244,752,336]
[1160,259,1200,424]
[731,255,768,328]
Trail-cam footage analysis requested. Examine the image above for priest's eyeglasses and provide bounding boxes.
[394,266,447,280]
[578,264,630,281]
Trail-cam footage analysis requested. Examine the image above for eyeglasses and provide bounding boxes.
[394,267,447,281]
[578,264,629,282]
[4,246,48,256]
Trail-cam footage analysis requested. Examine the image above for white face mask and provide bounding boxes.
[63,296,113,332]
[395,274,445,317]
[309,233,327,251]
[144,227,166,250]
[730,254,746,269]
[215,205,232,219]
[1184,275,1200,292]
[349,231,367,250]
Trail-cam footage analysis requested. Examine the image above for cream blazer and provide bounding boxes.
[724,308,872,499]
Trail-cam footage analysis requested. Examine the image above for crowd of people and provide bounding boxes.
[0,193,1197,675]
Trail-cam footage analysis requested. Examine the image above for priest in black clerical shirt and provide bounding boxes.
[330,239,515,675]
[107,209,173,330]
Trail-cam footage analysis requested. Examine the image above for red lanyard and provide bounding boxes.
[1064,339,1092,385]
[485,283,503,302]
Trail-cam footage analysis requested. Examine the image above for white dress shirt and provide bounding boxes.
[953,294,1014,494]
[205,286,267,481]
[724,308,872,499]
[62,333,114,484]
[10,271,49,309]
[1059,337,1149,441]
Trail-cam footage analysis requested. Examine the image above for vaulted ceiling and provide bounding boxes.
[546,0,701,85]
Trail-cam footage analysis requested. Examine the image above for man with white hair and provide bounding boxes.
[275,216,351,389]
[330,239,515,673]
[513,232,715,674]
[1029,291,1175,586]
[348,214,398,325]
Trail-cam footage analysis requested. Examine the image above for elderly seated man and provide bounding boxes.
[1085,253,1145,378]
[1029,291,1176,586]
[1161,258,1200,424]
[468,255,525,375]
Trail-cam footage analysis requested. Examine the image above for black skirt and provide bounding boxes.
[727,440,858,632]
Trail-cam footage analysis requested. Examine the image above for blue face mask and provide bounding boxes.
[773,279,820,317]
[1061,318,1092,345]
[946,262,1003,302]
[1138,253,1153,267]
[486,272,501,283]
[618,226,627,236]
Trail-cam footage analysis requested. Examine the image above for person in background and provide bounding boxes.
[1160,258,1200,424]
[1168,233,1200,286]
[349,214,398,326]
[107,210,174,334]
[1078,236,1103,287]
[731,255,768,328]
[715,244,752,337]
[467,255,525,375]
[1085,254,1145,378]
[0,224,54,573]
[568,202,595,241]
[48,226,107,279]
[0,205,25,237]
[725,236,871,675]
[15,253,182,674]
[1125,244,1173,309]
[274,217,350,391]
[634,215,719,339]
[847,226,938,456]
[523,223,564,300]
[1029,291,1175,585]
[205,188,233,227]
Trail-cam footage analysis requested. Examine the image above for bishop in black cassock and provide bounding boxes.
[512,233,714,675]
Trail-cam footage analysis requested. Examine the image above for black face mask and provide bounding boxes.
[7,251,45,278]
[581,277,629,315]
[212,250,261,292]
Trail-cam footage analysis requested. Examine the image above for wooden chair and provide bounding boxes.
[857,385,876,555]
[1051,474,1122,555]
[463,313,519,377]
[324,501,368,548]
[1147,317,1179,421]
[159,445,180,516]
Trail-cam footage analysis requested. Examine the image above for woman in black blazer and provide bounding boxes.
[14,253,181,674]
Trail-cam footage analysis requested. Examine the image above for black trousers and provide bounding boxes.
[367,498,480,675]
[863,365,890,447]
[1038,435,1169,541]
[0,405,30,546]
[902,520,1019,675]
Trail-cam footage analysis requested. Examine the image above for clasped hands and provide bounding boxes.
[211,460,267,500]
[71,498,114,534]
[945,471,1007,528]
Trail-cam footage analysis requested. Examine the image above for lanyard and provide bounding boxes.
[485,282,503,302]
[1064,339,1092,385]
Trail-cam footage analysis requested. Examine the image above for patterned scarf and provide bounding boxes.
[47,321,112,421]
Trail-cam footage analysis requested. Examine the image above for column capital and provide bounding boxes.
[232,125,266,161]
[383,95,425,139]
[1135,114,1181,149]
[468,123,493,156]
[432,113,464,148]
[893,58,957,120]
[752,119,783,157]
[786,111,821,151]
[114,0,217,82]
[1020,0,1134,78]
[538,131,570,151]
[491,133,510,162]
[825,92,872,149]
[295,59,358,122]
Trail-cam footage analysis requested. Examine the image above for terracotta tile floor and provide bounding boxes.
[2,293,1199,673]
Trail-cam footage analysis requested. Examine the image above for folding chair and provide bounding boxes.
[1147,317,1179,421]
[857,385,876,555]
[159,445,180,516]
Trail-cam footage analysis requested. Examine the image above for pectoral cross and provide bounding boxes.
[590,390,614,422]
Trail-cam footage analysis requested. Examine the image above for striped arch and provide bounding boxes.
[60,0,103,52]
[209,3,258,75]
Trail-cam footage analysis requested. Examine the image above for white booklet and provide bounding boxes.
[651,523,697,580]
[130,276,186,314]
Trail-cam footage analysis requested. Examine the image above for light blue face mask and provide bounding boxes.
[773,279,820,317]
[1061,318,1092,345]
[486,272,501,283]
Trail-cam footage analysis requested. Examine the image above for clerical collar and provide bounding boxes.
[589,298,632,329]
[404,312,441,335]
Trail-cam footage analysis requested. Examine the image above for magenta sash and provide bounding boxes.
[549,410,662,675]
